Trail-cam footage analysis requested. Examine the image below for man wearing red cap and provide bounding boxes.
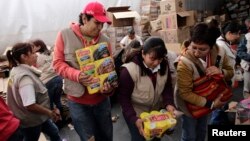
[53,1,114,141]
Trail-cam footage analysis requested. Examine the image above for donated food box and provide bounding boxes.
[76,42,118,94]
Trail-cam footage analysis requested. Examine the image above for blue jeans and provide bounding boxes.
[68,98,113,141]
[21,119,61,141]
[181,115,208,141]
[124,115,161,141]
[45,76,63,111]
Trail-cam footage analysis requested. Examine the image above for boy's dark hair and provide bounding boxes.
[208,19,221,39]
[79,13,93,25]
[221,21,241,36]
[128,28,135,35]
[123,40,142,63]
[190,23,220,48]
[6,42,33,68]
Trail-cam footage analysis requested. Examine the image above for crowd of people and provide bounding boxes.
[1,1,250,141]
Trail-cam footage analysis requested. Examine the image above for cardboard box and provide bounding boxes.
[159,27,190,43]
[107,6,139,27]
[160,11,195,30]
[141,16,150,25]
[150,19,162,32]
[165,43,182,54]
[204,15,220,23]
[160,0,185,14]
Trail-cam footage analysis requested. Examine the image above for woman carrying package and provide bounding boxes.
[175,23,234,141]
[6,42,62,141]
[118,37,176,141]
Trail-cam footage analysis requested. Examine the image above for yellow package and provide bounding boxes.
[140,110,177,140]
[95,57,115,76]
[80,62,95,76]
[75,47,93,66]
[99,71,118,88]
[92,42,110,61]
[87,71,118,95]
[87,77,100,94]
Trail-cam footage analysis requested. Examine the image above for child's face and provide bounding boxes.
[245,21,250,28]
[142,51,163,69]
[225,31,240,43]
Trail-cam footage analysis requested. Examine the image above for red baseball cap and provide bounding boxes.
[82,1,111,24]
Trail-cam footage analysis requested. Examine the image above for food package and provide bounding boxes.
[75,42,110,65]
[76,42,117,94]
[80,62,95,76]
[140,110,177,140]
[92,42,110,61]
[87,77,101,94]
[75,47,93,66]
[94,57,115,76]
[99,71,118,88]
[87,71,118,95]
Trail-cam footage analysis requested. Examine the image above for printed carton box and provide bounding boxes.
[160,0,185,14]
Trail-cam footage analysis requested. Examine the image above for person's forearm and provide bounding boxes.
[53,32,81,82]
[26,103,52,117]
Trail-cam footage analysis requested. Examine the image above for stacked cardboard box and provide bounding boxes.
[106,6,140,53]
[106,26,133,52]
[140,0,161,21]
[140,0,161,39]
[158,0,195,44]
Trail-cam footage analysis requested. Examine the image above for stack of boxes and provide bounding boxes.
[140,0,161,39]
[140,0,161,21]
[158,0,195,43]
[106,6,139,53]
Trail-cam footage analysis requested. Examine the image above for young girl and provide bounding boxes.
[6,42,62,141]
[118,37,176,141]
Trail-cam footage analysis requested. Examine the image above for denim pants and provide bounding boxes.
[124,114,161,141]
[21,119,61,141]
[68,98,113,141]
[181,114,208,141]
[45,76,63,111]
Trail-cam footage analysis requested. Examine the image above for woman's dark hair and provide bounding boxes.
[141,37,168,76]
[190,23,220,48]
[6,42,33,68]
[208,19,221,40]
[124,40,142,63]
[143,37,167,59]
[221,21,241,36]
[127,39,141,49]
[79,13,93,25]
[32,39,50,55]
